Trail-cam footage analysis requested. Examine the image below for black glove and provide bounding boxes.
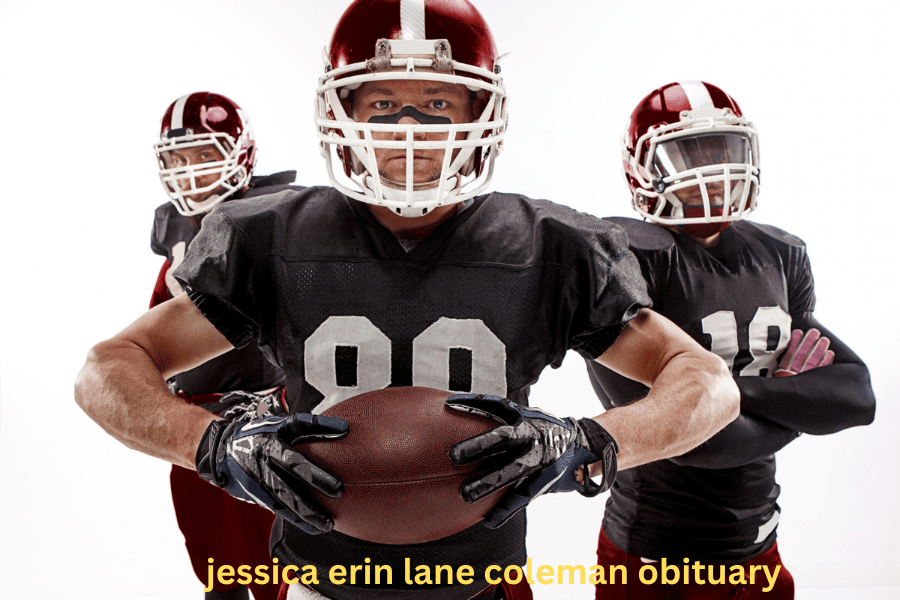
[447,394,618,528]
[196,413,348,534]
[211,388,288,422]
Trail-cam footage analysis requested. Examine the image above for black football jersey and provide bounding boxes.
[174,187,650,599]
[587,216,816,563]
[149,172,298,396]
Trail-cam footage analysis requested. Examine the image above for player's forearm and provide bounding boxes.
[743,313,877,434]
[737,363,875,434]
[592,350,739,472]
[74,339,216,469]
[668,412,798,469]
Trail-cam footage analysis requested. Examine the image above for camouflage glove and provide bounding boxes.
[447,394,618,528]
[196,413,348,534]
[213,388,288,421]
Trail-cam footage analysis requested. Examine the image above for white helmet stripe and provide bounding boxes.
[170,93,190,130]
[400,0,426,39]
[678,80,715,110]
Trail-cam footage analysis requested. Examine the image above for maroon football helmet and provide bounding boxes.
[622,81,760,238]
[155,92,257,216]
[316,0,508,217]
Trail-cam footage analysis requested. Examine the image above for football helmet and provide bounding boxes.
[155,92,257,216]
[316,0,508,217]
[622,81,760,237]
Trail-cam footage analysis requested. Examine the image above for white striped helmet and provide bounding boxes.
[622,81,760,238]
[316,0,508,218]
[155,92,257,216]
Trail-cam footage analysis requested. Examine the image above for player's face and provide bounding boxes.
[672,180,728,208]
[669,181,742,245]
[160,144,226,203]
[350,79,474,187]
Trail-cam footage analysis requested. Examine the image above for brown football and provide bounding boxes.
[296,386,505,545]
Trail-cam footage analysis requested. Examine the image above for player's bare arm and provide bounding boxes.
[76,292,349,534]
[592,308,740,472]
[74,293,233,469]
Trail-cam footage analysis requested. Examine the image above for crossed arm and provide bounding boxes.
[669,313,875,468]
[736,312,875,435]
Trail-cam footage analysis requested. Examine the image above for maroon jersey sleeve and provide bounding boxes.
[150,259,172,309]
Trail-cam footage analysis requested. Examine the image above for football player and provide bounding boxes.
[75,4,740,600]
[151,91,300,600]
[585,81,876,599]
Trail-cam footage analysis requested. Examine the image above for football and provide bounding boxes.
[297,387,505,545]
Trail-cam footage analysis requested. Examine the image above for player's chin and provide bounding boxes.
[185,189,218,203]
[379,164,442,188]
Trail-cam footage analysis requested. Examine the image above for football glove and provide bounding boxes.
[212,388,288,422]
[196,413,348,535]
[447,394,618,529]
[774,328,835,377]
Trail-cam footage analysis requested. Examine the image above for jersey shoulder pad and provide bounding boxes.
[739,221,806,249]
[151,202,188,257]
[153,201,180,224]
[245,171,304,199]
[603,216,676,252]
[243,183,305,200]
[486,193,624,243]
[249,170,297,188]
[215,187,339,256]
[219,186,312,220]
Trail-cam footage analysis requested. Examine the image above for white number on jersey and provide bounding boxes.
[164,241,187,297]
[701,307,791,376]
[304,316,507,413]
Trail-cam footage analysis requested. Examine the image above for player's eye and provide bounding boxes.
[428,99,449,110]
[373,100,393,111]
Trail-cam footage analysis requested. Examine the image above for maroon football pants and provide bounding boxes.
[274,577,533,599]
[170,464,280,600]
[594,528,794,599]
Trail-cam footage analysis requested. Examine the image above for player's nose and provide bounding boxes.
[394,116,428,139]
[175,170,195,190]
[705,182,727,203]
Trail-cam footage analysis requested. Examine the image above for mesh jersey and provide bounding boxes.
[174,187,650,599]
[149,171,298,396]
[587,217,815,562]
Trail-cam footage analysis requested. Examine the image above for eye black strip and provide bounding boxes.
[368,105,451,125]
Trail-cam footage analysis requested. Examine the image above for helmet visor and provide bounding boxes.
[651,133,752,179]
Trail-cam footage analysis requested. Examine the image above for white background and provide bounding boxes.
[1,1,897,598]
